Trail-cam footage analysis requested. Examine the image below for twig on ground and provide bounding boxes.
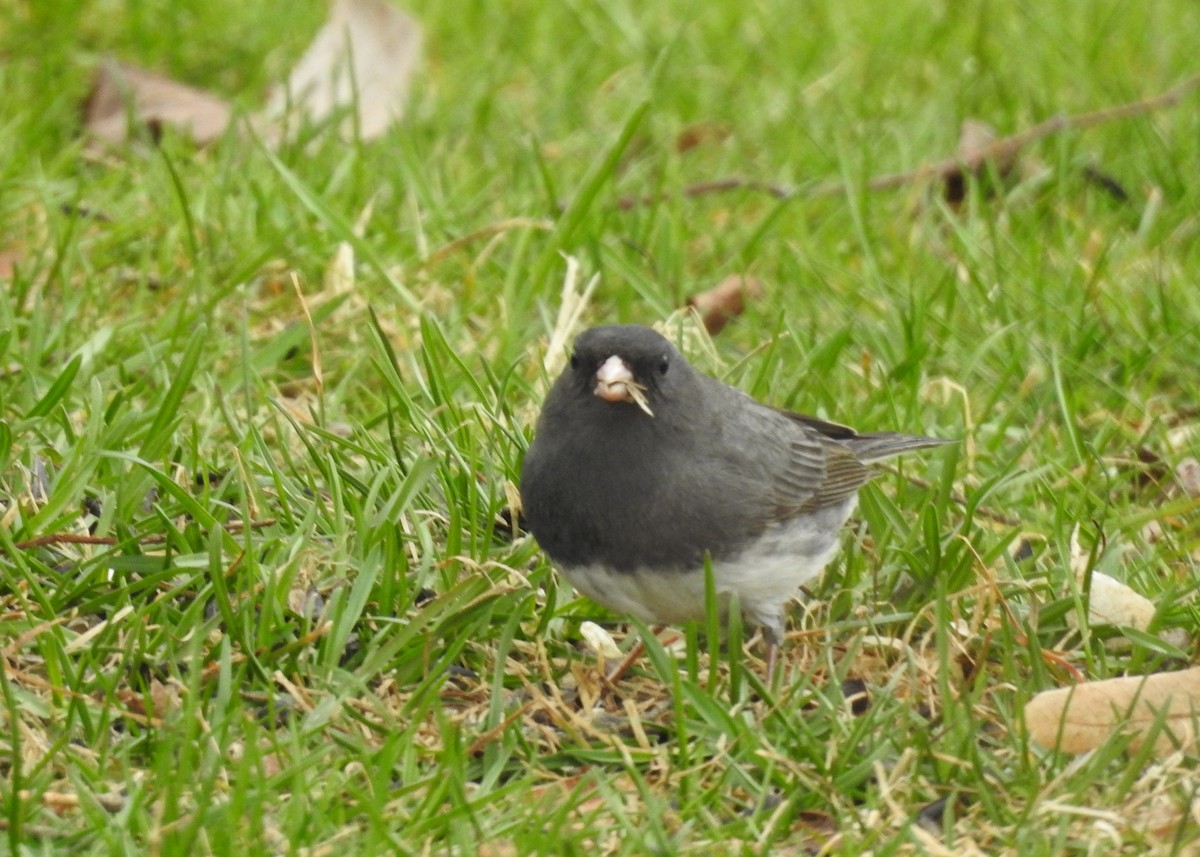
[616,71,1200,209]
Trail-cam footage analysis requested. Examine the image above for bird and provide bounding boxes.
[519,324,950,680]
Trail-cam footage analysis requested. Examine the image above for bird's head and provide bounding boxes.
[563,325,687,418]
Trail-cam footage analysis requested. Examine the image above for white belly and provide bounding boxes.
[559,498,857,632]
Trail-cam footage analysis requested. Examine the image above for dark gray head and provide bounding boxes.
[523,325,717,570]
[554,325,695,420]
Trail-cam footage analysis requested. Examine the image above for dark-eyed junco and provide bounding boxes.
[520,324,950,678]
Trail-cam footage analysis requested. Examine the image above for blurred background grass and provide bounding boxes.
[1,0,1198,853]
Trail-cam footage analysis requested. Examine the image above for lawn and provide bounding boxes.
[2,1,1199,854]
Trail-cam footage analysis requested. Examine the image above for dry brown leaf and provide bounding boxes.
[83,0,420,147]
[263,0,422,140]
[789,808,839,852]
[115,678,180,719]
[286,587,325,620]
[149,678,181,717]
[83,59,233,145]
[686,274,763,335]
[675,121,731,154]
[25,789,125,814]
[579,620,622,659]
[1068,525,1158,635]
[1085,572,1157,631]
[1026,668,1200,755]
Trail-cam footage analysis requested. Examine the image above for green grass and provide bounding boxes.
[2,0,1200,853]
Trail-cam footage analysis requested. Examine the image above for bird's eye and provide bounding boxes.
[658,354,670,375]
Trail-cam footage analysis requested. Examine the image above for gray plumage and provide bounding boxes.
[520,325,950,671]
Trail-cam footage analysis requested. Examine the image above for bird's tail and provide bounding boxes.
[840,432,954,463]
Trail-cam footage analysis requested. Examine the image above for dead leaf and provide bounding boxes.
[116,678,180,719]
[83,59,233,145]
[1085,572,1157,632]
[263,0,422,140]
[28,789,125,814]
[675,121,731,154]
[1025,668,1200,755]
[686,274,763,335]
[149,678,181,716]
[580,621,622,659]
[287,588,325,620]
[83,0,421,147]
[1068,524,1161,637]
[794,808,837,835]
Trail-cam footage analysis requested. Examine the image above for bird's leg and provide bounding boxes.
[763,624,782,685]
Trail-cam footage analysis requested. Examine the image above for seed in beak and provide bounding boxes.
[593,356,654,417]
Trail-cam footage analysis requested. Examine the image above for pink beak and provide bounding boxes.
[594,355,634,402]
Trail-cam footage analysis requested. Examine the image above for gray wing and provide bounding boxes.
[718,390,951,520]
[835,431,953,463]
[701,381,873,523]
[772,427,873,518]
[782,410,951,462]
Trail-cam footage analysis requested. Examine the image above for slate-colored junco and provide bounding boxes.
[520,324,950,678]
